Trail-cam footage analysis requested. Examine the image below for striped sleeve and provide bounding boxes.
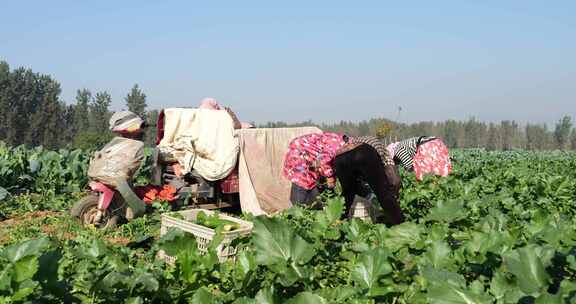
[349,136,394,166]
[394,137,419,171]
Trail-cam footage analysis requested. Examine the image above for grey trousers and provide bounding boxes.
[289,183,321,206]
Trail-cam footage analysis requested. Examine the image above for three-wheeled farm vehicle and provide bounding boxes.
[71,109,241,228]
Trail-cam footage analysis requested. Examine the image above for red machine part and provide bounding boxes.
[156,109,165,145]
[219,169,239,194]
[134,185,176,204]
[88,181,115,210]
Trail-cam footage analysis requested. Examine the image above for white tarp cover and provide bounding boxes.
[157,108,239,181]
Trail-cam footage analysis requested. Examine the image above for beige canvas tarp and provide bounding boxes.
[157,108,239,181]
[236,127,322,215]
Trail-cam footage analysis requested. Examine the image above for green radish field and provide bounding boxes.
[1,143,576,304]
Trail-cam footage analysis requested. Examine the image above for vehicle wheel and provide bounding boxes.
[70,194,120,229]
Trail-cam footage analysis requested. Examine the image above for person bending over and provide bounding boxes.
[283,133,404,225]
[387,136,451,181]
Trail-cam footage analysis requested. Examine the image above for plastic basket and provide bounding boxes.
[349,196,375,222]
[158,209,253,263]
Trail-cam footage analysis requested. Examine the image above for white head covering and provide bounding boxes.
[109,111,144,133]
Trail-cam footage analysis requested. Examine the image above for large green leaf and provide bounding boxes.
[503,245,550,295]
[2,238,50,263]
[489,272,523,303]
[125,297,144,304]
[252,216,316,286]
[85,238,109,258]
[316,286,358,302]
[568,255,576,271]
[130,271,159,292]
[254,286,279,304]
[232,298,256,304]
[271,262,311,287]
[421,267,466,288]
[178,250,218,284]
[0,186,7,201]
[11,279,38,301]
[558,280,576,303]
[234,250,257,284]
[157,228,198,257]
[343,218,370,242]
[190,287,217,304]
[348,300,378,304]
[426,199,467,223]
[0,265,11,291]
[535,292,563,304]
[427,223,450,242]
[533,218,573,247]
[382,222,424,251]
[314,197,344,229]
[311,198,344,240]
[463,230,513,263]
[343,219,372,252]
[423,240,452,269]
[427,282,492,304]
[286,292,327,304]
[102,271,129,291]
[351,248,393,293]
[13,256,39,283]
[252,216,315,265]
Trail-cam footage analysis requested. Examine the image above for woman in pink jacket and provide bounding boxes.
[283,132,404,226]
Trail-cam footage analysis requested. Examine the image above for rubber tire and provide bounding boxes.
[70,194,119,229]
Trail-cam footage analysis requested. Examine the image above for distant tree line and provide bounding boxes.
[259,116,576,150]
[1,60,575,151]
[0,61,157,150]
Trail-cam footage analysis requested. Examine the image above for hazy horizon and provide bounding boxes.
[2,1,574,126]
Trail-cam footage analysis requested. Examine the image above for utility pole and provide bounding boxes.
[395,106,402,143]
[396,106,402,123]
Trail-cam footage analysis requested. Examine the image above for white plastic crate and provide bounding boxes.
[349,195,376,222]
[158,209,253,263]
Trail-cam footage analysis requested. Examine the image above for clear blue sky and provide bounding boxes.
[1,1,575,125]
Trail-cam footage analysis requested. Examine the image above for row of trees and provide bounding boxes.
[260,116,576,150]
[1,60,575,151]
[0,61,157,149]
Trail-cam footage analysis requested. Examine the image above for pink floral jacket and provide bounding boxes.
[283,132,346,190]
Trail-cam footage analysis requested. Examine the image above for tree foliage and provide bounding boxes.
[554,115,573,150]
[0,60,574,151]
[74,89,91,132]
[90,91,112,133]
[125,84,147,118]
[257,117,576,151]
[0,62,65,149]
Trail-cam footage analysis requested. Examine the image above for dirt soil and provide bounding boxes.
[0,211,133,246]
[0,210,62,228]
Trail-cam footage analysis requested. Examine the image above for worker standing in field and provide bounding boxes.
[387,136,452,181]
[283,132,404,225]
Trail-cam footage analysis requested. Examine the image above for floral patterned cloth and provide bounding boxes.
[413,139,452,181]
[283,132,346,190]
